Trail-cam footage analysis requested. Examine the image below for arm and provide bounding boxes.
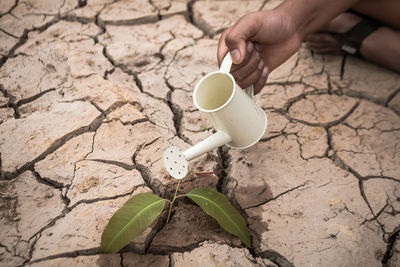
[218,0,360,93]
[279,0,360,39]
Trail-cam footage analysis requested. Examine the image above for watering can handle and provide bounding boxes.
[220,52,254,99]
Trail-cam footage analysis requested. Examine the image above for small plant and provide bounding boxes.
[100,172,252,253]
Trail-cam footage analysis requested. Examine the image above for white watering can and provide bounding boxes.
[163,53,268,179]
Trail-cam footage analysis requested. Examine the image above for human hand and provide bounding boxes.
[218,10,302,94]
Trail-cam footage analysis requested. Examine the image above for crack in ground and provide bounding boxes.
[278,76,398,117]
[23,211,70,266]
[2,99,130,181]
[31,167,64,191]
[140,210,170,255]
[16,88,56,107]
[341,87,400,115]
[212,143,297,266]
[257,249,295,267]
[385,87,400,108]
[382,227,400,266]
[168,254,172,267]
[28,247,99,265]
[327,127,400,252]
[259,133,284,143]
[0,0,19,18]
[99,44,168,103]
[99,13,160,27]
[24,166,145,264]
[215,146,231,194]
[358,180,385,222]
[363,175,400,183]
[0,83,20,118]
[24,187,143,266]
[93,3,108,32]
[110,116,149,127]
[0,243,12,254]
[1,112,104,180]
[186,0,196,24]
[285,101,360,128]
[0,3,90,69]
[165,90,185,142]
[0,27,19,39]
[68,185,144,210]
[84,159,135,171]
[0,0,114,70]
[343,119,400,133]
[148,239,236,255]
[30,247,182,266]
[263,84,323,115]
[119,252,124,267]
[293,134,308,161]
[361,195,391,227]
[161,42,207,143]
[89,100,107,117]
[327,127,400,182]
[77,0,87,8]
[58,124,99,206]
[148,0,162,20]
[259,0,269,10]
[132,144,165,197]
[93,4,202,147]
[244,180,311,210]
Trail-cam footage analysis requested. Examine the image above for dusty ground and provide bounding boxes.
[1,0,399,266]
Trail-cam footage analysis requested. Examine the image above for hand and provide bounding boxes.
[218,10,302,94]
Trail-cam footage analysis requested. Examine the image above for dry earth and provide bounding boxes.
[1,0,399,267]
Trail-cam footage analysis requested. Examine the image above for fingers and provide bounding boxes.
[218,32,256,73]
[224,12,262,64]
[235,59,268,95]
[230,42,255,76]
[229,42,268,94]
[254,66,268,95]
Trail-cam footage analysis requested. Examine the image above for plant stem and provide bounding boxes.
[166,179,182,224]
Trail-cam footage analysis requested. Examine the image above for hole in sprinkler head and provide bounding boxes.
[179,155,181,157]
[178,172,181,174]
[170,167,172,170]
[166,157,168,159]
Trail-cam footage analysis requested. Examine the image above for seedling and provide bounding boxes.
[100,171,252,253]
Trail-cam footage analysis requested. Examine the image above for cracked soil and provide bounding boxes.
[0,0,399,266]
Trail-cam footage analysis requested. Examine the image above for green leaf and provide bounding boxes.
[186,188,252,247]
[100,193,165,253]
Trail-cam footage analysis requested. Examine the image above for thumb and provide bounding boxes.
[225,12,262,64]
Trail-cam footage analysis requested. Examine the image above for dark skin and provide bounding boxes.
[218,0,400,94]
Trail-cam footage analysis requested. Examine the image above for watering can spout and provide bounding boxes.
[163,131,231,180]
[183,130,232,161]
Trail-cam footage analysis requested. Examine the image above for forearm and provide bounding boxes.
[276,0,360,39]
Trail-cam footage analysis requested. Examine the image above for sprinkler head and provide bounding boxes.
[163,146,189,179]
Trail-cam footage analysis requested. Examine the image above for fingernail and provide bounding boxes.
[258,61,264,70]
[262,66,269,77]
[230,49,240,63]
